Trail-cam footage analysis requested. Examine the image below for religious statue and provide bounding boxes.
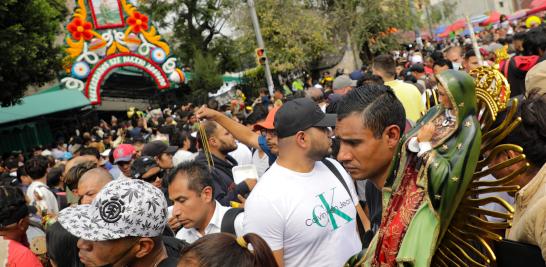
[360,70,482,266]
[349,66,525,267]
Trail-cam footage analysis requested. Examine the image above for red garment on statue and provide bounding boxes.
[374,155,425,266]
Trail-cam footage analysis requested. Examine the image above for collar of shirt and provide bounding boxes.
[177,201,228,242]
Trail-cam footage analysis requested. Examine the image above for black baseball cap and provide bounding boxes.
[274,98,337,138]
[142,140,178,157]
[131,156,160,180]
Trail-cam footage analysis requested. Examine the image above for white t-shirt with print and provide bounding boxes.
[243,158,361,267]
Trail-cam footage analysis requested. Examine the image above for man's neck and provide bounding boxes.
[383,76,395,82]
[276,152,315,173]
[211,149,226,161]
[196,202,216,236]
[33,177,47,185]
[370,167,390,190]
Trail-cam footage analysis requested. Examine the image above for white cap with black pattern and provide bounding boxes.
[58,179,168,241]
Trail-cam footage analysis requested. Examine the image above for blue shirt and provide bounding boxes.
[258,135,276,165]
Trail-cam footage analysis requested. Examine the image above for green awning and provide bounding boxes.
[0,88,91,124]
[183,72,243,84]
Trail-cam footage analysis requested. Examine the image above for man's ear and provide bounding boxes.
[294,131,307,148]
[383,125,401,149]
[208,136,218,148]
[134,238,155,258]
[17,216,29,231]
[202,186,213,202]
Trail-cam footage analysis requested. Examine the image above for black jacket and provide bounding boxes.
[194,151,250,206]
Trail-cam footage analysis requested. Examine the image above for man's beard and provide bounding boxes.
[219,141,237,155]
[306,143,331,161]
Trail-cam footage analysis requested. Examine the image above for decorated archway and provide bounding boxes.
[60,0,185,105]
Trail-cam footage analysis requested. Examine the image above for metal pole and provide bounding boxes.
[466,15,483,66]
[409,0,423,49]
[247,0,275,96]
[425,5,434,40]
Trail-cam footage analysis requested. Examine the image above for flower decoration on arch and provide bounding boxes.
[67,18,94,41]
[127,12,149,33]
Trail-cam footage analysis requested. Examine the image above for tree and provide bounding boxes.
[430,1,456,25]
[233,0,335,73]
[0,0,66,106]
[335,0,418,63]
[139,0,239,66]
[189,50,224,100]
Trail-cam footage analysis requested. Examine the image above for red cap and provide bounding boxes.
[113,144,136,163]
[253,106,279,131]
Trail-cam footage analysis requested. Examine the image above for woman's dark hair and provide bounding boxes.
[46,222,84,267]
[0,186,28,229]
[25,156,49,180]
[179,233,278,267]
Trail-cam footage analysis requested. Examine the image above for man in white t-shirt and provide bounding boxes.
[25,156,59,215]
[244,98,362,267]
[167,161,243,243]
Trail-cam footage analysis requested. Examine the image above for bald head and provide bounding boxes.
[77,168,113,205]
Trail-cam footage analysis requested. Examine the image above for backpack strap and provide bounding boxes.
[321,159,353,201]
[221,208,244,235]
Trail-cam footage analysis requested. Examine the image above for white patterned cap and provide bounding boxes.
[58,179,168,241]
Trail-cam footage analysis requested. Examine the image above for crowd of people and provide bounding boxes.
[1,16,546,267]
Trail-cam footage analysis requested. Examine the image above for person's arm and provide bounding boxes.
[273,249,285,267]
[196,107,260,150]
[211,170,251,206]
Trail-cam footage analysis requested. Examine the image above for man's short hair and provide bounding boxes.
[166,161,214,195]
[79,147,100,160]
[196,121,218,148]
[64,161,97,190]
[25,156,49,180]
[0,186,28,228]
[513,31,526,41]
[373,55,396,78]
[464,49,476,60]
[337,84,406,138]
[433,58,453,69]
[523,26,546,56]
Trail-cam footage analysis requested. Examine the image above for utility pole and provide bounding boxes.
[425,5,434,40]
[409,0,423,49]
[246,0,275,96]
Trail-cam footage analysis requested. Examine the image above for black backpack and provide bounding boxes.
[220,208,244,235]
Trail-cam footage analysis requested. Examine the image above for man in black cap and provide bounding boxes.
[142,140,178,170]
[243,98,362,267]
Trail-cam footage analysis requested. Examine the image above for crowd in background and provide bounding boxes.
[1,16,546,267]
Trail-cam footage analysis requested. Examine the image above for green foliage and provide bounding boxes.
[189,50,224,99]
[0,0,66,106]
[139,0,239,70]
[239,66,266,98]
[233,0,335,73]
[322,0,418,63]
[430,1,456,25]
